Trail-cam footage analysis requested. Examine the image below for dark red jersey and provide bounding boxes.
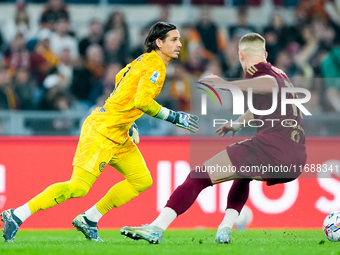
[245,62,305,144]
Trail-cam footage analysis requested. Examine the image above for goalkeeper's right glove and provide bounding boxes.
[155,107,199,133]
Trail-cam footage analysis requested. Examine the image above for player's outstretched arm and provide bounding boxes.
[134,95,199,133]
[133,64,198,133]
[216,110,253,137]
[199,74,278,94]
[154,107,199,133]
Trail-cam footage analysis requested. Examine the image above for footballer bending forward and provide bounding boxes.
[121,32,307,244]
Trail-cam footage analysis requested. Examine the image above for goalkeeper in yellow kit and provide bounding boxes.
[0,22,198,242]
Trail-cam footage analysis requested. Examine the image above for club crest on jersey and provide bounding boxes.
[99,162,107,172]
[150,71,160,84]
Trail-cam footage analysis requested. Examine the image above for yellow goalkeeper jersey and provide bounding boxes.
[87,50,166,144]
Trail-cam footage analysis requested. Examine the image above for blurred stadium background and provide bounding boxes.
[0,0,340,231]
[0,0,339,136]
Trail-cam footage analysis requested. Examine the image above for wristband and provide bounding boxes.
[155,107,177,123]
[232,122,243,132]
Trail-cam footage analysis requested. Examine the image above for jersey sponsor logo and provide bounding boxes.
[150,71,160,84]
[99,162,107,172]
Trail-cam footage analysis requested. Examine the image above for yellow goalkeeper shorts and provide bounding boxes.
[72,118,137,177]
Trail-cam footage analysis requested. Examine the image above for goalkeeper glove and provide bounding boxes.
[129,122,140,144]
[155,107,199,133]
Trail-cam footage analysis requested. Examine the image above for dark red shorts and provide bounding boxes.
[227,131,307,186]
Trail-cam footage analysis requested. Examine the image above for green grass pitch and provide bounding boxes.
[0,229,338,255]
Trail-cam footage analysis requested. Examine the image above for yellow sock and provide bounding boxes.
[96,180,139,215]
[95,174,152,215]
[95,149,152,215]
[28,167,96,214]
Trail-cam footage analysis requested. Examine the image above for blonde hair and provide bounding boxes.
[238,33,266,57]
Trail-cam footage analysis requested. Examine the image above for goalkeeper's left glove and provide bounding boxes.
[129,122,140,144]
[155,107,199,133]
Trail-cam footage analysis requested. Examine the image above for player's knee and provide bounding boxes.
[131,173,153,193]
[74,185,89,198]
[51,182,72,204]
[142,174,153,191]
[68,179,91,198]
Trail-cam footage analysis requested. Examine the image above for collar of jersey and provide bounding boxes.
[150,50,166,68]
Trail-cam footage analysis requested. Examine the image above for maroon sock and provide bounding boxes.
[226,179,251,213]
[165,169,212,216]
